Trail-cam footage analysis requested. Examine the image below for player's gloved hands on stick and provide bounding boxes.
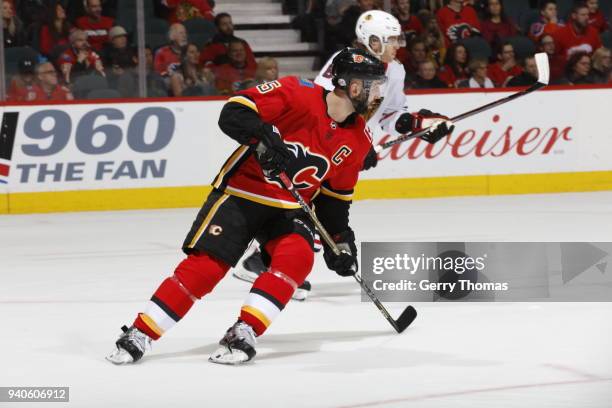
[255,124,292,178]
[395,109,455,145]
[361,145,378,171]
[323,230,358,277]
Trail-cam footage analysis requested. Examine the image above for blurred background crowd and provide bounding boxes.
[2,0,611,102]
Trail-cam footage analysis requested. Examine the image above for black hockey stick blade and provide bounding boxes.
[394,306,418,333]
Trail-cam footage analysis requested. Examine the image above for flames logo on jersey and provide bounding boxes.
[264,142,330,190]
[446,23,478,42]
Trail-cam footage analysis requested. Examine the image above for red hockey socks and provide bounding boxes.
[134,253,230,340]
[240,234,314,336]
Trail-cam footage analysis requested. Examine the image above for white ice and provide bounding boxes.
[1,192,611,408]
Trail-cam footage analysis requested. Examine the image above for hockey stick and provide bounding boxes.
[375,52,550,152]
[278,172,417,333]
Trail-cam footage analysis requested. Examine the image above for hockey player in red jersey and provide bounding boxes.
[107,48,395,365]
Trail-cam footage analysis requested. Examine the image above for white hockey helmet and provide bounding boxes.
[355,10,403,58]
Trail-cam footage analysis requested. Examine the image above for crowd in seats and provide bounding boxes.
[318,0,611,90]
[4,0,275,101]
[2,0,611,102]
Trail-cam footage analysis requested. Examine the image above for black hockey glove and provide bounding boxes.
[395,109,455,145]
[361,145,378,171]
[323,230,358,277]
[254,123,292,178]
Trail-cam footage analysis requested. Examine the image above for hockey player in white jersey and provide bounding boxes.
[233,10,454,298]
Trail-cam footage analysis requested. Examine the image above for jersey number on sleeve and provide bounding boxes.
[256,80,282,94]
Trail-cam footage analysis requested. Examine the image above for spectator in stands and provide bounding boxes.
[394,0,423,42]
[154,23,188,77]
[15,0,48,28]
[586,0,609,33]
[29,61,74,101]
[338,0,378,46]
[458,58,494,88]
[529,0,564,42]
[144,45,170,97]
[162,0,214,23]
[169,43,216,96]
[7,57,37,102]
[590,47,611,83]
[75,0,115,52]
[558,51,594,84]
[66,0,117,22]
[39,2,72,57]
[326,0,357,26]
[539,34,565,81]
[488,41,522,87]
[408,60,448,88]
[255,57,279,83]
[3,0,27,48]
[480,0,518,50]
[435,0,481,47]
[507,55,539,86]
[212,39,256,95]
[102,26,136,67]
[199,13,256,70]
[421,12,446,67]
[553,2,603,60]
[58,29,105,84]
[107,52,137,97]
[401,37,429,82]
[438,42,469,87]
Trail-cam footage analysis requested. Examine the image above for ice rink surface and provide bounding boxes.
[1,192,612,408]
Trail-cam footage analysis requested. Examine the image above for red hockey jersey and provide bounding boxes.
[213,76,372,209]
[436,5,481,47]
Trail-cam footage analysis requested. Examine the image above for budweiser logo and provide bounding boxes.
[378,115,572,160]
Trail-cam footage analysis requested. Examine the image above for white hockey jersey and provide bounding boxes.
[314,51,409,140]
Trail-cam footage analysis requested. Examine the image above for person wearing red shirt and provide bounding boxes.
[586,0,609,33]
[57,29,105,84]
[480,0,518,49]
[154,23,188,77]
[487,42,523,87]
[529,0,564,42]
[199,13,256,70]
[161,0,214,23]
[435,0,481,47]
[29,62,74,101]
[212,39,257,95]
[393,0,423,42]
[7,57,37,102]
[39,2,71,56]
[539,34,565,82]
[553,2,603,60]
[75,0,114,52]
[438,42,469,87]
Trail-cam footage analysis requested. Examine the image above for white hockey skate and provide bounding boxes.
[106,325,152,365]
[233,250,312,301]
[209,321,257,365]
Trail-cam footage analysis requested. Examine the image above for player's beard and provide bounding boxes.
[363,97,383,121]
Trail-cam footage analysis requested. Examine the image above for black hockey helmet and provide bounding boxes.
[331,47,386,114]
[331,47,385,88]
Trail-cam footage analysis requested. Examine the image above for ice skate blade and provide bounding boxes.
[209,346,253,365]
[106,348,135,365]
[232,269,259,284]
[292,288,309,301]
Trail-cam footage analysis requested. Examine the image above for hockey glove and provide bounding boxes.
[254,124,292,178]
[323,230,358,277]
[361,145,378,171]
[395,109,455,144]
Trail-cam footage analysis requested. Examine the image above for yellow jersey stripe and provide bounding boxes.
[187,193,230,248]
[320,186,353,201]
[140,313,164,337]
[212,145,249,189]
[224,186,301,209]
[241,305,271,327]
[228,96,259,113]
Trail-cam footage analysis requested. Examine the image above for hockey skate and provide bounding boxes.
[233,250,312,301]
[106,325,152,365]
[209,321,257,365]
